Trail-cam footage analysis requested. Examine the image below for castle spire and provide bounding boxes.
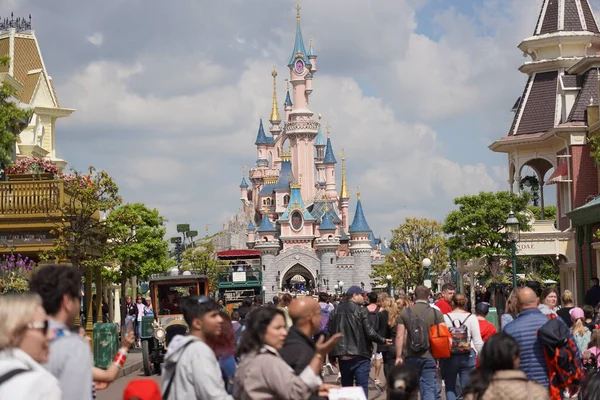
[323,123,337,164]
[349,188,371,233]
[269,68,281,124]
[339,150,350,200]
[288,3,309,66]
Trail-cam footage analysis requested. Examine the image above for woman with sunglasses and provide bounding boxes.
[0,293,61,399]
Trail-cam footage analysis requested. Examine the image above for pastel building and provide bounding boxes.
[237,7,385,302]
[490,0,600,301]
[0,14,74,169]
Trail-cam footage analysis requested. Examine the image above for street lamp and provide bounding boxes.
[338,281,344,294]
[422,258,432,289]
[386,275,393,297]
[505,210,520,289]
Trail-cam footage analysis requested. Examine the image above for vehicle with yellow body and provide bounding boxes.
[140,271,209,376]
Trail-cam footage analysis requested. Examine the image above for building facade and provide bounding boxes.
[232,7,385,302]
[490,0,600,301]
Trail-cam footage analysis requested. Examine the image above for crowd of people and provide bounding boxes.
[6,266,600,399]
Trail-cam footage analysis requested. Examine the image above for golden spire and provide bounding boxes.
[339,149,350,200]
[356,185,361,201]
[269,68,281,123]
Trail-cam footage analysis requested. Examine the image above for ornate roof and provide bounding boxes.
[308,37,316,57]
[281,186,313,221]
[533,0,599,36]
[310,201,342,224]
[255,119,274,145]
[239,177,249,188]
[256,213,276,233]
[314,124,326,147]
[323,137,337,164]
[568,68,598,122]
[318,211,336,231]
[509,71,558,135]
[285,90,293,106]
[258,183,276,195]
[288,7,311,66]
[247,220,255,230]
[349,198,371,233]
[273,160,294,190]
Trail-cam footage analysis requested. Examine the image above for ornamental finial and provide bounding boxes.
[324,203,329,212]
[270,67,281,123]
[326,122,331,138]
[242,165,247,177]
[296,3,302,20]
[318,113,322,120]
[356,186,361,200]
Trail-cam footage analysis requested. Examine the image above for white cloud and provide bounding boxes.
[86,32,104,46]
[49,0,552,237]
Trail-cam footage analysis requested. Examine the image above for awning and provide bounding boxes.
[216,250,262,258]
[546,162,568,185]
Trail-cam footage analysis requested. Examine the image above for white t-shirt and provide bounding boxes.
[443,312,484,354]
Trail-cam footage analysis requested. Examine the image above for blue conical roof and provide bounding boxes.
[273,160,294,190]
[323,137,337,164]
[247,220,255,231]
[319,212,336,231]
[285,90,293,106]
[239,177,249,188]
[315,124,326,147]
[308,40,316,57]
[349,199,371,233]
[288,15,310,66]
[255,119,273,145]
[256,213,276,233]
[369,231,378,249]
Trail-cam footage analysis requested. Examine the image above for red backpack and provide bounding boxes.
[537,314,584,400]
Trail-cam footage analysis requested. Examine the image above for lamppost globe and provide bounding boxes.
[386,275,392,281]
[422,258,432,268]
[505,209,520,289]
[262,286,266,291]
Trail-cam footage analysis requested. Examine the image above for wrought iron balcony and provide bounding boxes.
[284,120,320,134]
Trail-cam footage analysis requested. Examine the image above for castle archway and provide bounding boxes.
[281,263,315,293]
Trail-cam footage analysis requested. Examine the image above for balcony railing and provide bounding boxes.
[284,120,320,133]
[0,179,64,217]
[218,270,262,286]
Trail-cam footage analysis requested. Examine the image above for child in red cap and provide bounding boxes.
[123,379,161,400]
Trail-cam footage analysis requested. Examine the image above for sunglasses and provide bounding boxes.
[27,319,49,335]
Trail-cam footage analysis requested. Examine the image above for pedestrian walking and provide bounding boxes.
[205,311,237,394]
[30,265,93,400]
[328,286,389,397]
[0,293,61,400]
[161,296,233,399]
[234,306,340,399]
[463,333,548,400]
[538,288,558,316]
[570,307,591,352]
[474,302,497,343]
[366,292,384,385]
[556,290,575,328]
[585,277,600,308]
[503,287,553,388]
[435,284,455,315]
[379,297,401,380]
[500,289,519,329]
[440,293,483,400]
[395,285,446,400]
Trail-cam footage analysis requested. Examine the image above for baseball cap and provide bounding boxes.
[570,307,585,322]
[346,286,367,296]
[475,302,490,316]
[123,379,161,400]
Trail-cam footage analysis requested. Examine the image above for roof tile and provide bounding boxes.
[515,71,558,135]
[568,68,598,122]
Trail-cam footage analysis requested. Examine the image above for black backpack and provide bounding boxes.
[367,306,381,332]
[406,306,432,353]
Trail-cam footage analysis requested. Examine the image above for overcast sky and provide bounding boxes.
[3,0,587,240]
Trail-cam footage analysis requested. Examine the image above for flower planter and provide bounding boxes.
[6,173,55,181]
[491,282,508,289]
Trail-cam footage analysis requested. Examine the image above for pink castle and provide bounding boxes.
[236,6,386,301]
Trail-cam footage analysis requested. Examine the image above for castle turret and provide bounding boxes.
[308,37,317,73]
[323,123,337,200]
[314,114,326,183]
[246,220,256,247]
[316,205,339,292]
[339,153,350,233]
[239,176,249,200]
[284,81,293,122]
[349,189,373,291]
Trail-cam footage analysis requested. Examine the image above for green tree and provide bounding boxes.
[527,205,557,221]
[44,166,122,268]
[104,203,170,304]
[443,191,530,268]
[0,57,33,166]
[181,241,220,293]
[371,218,448,291]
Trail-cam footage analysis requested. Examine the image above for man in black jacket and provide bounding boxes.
[280,297,337,400]
[328,286,390,397]
[585,277,600,307]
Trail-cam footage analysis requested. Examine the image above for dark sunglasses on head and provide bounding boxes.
[27,319,49,335]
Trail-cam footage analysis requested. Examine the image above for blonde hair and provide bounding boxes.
[383,297,400,327]
[396,296,409,312]
[0,293,43,350]
[451,293,467,309]
[561,290,574,305]
[572,318,587,337]
[590,328,600,348]
[377,292,389,307]
[505,288,520,317]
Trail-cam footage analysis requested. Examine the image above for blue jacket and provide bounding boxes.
[503,308,549,388]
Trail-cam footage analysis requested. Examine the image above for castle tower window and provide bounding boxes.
[283,195,290,206]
